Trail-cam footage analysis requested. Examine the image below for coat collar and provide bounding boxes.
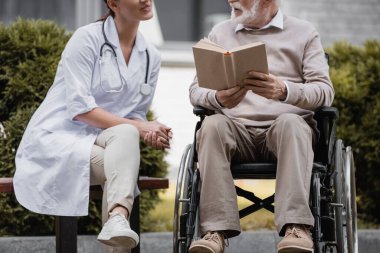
[102,16,149,84]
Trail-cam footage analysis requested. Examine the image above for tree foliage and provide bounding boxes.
[326,40,380,224]
[0,19,167,236]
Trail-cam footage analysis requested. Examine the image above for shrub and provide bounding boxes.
[326,40,380,225]
[0,18,167,236]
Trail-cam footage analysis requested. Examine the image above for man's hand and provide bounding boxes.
[216,86,248,108]
[137,120,172,150]
[244,71,287,100]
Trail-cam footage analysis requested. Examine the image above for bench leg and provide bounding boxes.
[130,196,140,253]
[56,216,77,253]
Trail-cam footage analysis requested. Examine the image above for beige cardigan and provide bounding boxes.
[189,15,334,129]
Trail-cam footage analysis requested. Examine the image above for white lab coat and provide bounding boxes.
[13,16,161,216]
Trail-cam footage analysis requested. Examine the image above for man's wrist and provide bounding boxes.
[214,92,225,108]
[279,81,288,101]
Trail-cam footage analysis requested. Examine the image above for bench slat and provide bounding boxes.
[1,176,168,253]
[0,176,169,194]
[0,178,13,193]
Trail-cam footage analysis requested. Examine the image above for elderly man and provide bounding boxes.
[188,0,334,252]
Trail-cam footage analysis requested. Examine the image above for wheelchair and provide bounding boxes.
[173,106,358,253]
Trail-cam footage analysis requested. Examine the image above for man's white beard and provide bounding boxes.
[230,1,261,25]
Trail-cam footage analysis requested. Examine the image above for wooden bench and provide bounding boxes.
[0,176,169,253]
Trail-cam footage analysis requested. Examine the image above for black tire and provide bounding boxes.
[343,147,358,253]
[333,141,358,253]
[185,169,200,250]
[334,139,345,253]
[311,170,322,253]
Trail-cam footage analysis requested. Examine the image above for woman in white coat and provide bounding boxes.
[13,0,170,250]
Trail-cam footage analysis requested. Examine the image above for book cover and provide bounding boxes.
[192,38,269,90]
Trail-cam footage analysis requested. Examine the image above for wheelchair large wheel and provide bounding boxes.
[173,144,200,253]
[343,146,358,253]
[173,144,192,253]
[333,140,358,253]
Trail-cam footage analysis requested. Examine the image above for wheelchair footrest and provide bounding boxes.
[321,216,336,241]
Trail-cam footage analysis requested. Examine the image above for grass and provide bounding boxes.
[357,219,380,229]
[147,180,276,232]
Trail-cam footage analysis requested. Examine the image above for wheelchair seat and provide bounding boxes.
[231,162,327,180]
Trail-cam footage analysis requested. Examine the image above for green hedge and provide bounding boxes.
[326,40,380,225]
[0,19,168,236]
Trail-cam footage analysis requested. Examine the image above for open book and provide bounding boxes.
[192,38,268,90]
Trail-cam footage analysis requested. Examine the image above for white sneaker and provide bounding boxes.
[97,213,139,248]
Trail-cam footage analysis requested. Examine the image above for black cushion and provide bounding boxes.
[231,162,326,180]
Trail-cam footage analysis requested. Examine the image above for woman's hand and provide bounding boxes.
[74,108,172,150]
[244,71,287,100]
[137,120,172,150]
[215,86,248,108]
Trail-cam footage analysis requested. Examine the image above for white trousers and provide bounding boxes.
[90,124,141,253]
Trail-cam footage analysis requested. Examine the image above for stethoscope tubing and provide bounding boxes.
[101,20,150,84]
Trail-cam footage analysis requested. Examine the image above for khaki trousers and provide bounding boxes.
[90,124,141,253]
[196,113,316,237]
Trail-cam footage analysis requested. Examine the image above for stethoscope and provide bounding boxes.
[99,19,151,95]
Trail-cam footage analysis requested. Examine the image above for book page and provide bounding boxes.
[193,38,226,54]
[193,47,229,90]
[231,43,268,85]
[223,53,235,89]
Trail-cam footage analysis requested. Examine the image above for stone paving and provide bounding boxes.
[0,230,379,253]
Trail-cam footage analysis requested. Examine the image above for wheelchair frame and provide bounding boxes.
[173,107,358,253]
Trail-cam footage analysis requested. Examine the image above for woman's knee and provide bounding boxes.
[109,124,140,143]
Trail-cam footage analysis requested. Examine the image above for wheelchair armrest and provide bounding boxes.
[314,106,339,165]
[193,106,215,117]
[314,106,339,120]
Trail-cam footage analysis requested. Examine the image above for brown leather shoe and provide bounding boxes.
[277,224,314,253]
[189,231,226,253]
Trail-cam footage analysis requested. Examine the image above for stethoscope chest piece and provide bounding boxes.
[140,83,152,96]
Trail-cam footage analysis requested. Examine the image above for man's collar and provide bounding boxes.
[235,9,283,33]
[103,16,147,52]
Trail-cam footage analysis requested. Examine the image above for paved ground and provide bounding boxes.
[0,230,379,253]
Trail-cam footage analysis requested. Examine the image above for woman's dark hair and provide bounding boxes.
[98,0,116,22]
